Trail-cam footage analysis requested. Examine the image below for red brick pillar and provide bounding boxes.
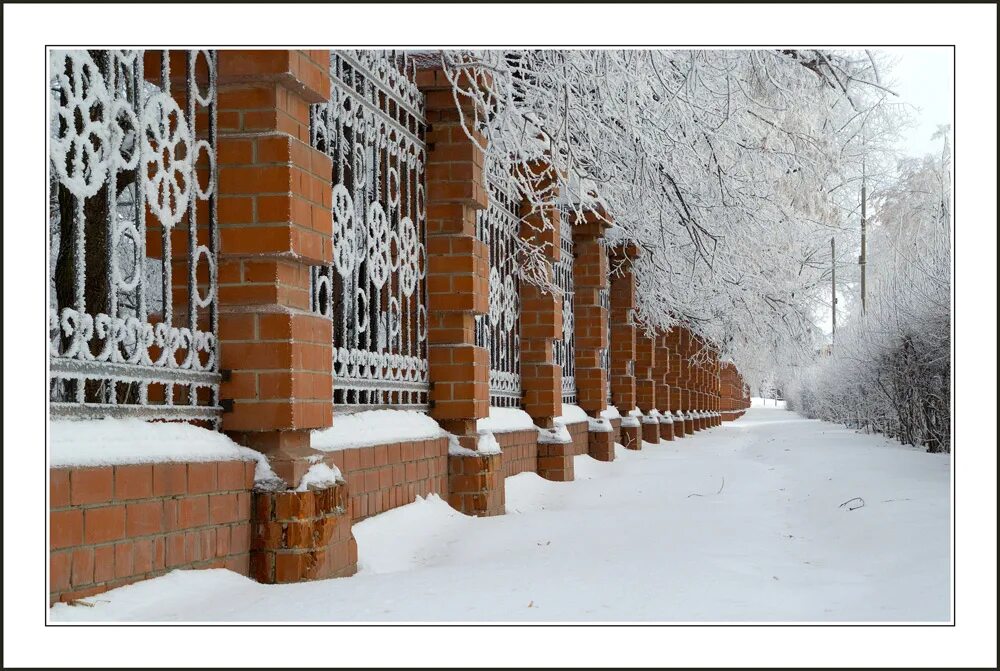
[215,50,356,581]
[720,362,731,421]
[572,210,614,462]
[707,345,717,426]
[710,355,721,426]
[678,328,696,435]
[694,338,708,429]
[689,343,701,432]
[663,328,685,438]
[692,363,704,431]
[653,332,675,442]
[721,362,740,422]
[635,331,659,445]
[695,363,707,431]
[216,51,334,484]
[609,244,640,450]
[416,68,500,517]
[517,163,571,481]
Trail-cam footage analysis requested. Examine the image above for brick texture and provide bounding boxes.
[215,50,334,488]
[497,429,540,479]
[418,67,490,443]
[620,422,641,450]
[323,437,449,522]
[250,483,356,584]
[571,211,611,416]
[608,244,639,412]
[448,452,504,517]
[50,459,256,604]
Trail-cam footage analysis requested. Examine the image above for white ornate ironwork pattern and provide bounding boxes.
[309,51,430,411]
[48,50,221,426]
[600,274,611,404]
[554,206,577,405]
[476,158,522,408]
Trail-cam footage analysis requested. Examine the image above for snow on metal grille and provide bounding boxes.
[476,158,522,408]
[554,206,577,405]
[309,51,429,411]
[48,50,221,426]
[600,268,611,404]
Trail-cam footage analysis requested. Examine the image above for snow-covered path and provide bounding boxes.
[51,407,951,623]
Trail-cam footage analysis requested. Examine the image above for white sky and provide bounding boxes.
[881,47,954,158]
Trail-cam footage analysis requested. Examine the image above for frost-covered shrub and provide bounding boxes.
[787,147,951,452]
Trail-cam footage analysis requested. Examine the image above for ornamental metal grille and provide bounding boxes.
[476,158,521,408]
[309,51,429,411]
[48,50,221,426]
[554,206,577,405]
[600,273,611,404]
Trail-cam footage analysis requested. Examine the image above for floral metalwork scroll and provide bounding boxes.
[48,50,220,425]
[309,51,429,410]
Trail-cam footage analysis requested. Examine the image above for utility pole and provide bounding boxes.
[831,236,836,349]
[860,159,867,314]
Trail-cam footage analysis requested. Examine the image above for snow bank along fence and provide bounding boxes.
[48,50,750,603]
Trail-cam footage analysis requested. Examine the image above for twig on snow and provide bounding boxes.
[838,496,865,511]
[687,476,725,498]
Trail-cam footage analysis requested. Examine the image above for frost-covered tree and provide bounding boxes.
[439,49,903,375]
[785,130,951,452]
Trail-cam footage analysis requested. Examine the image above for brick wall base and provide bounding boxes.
[498,429,540,479]
[587,430,615,462]
[49,460,255,604]
[250,483,357,583]
[567,421,589,456]
[684,418,695,434]
[448,452,504,516]
[537,441,574,481]
[322,437,449,522]
[659,420,674,441]
[620,424,641,450]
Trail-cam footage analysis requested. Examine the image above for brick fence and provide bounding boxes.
[48,49,751,603]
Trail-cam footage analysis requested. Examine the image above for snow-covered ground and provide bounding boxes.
[50,406,951,623]
[751,396,787,409]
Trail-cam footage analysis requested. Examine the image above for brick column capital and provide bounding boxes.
[218,50,330,104]
[572,207,612,240]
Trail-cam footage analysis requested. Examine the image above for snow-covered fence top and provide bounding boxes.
[308,50,430,411]
[48,50,222,426]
